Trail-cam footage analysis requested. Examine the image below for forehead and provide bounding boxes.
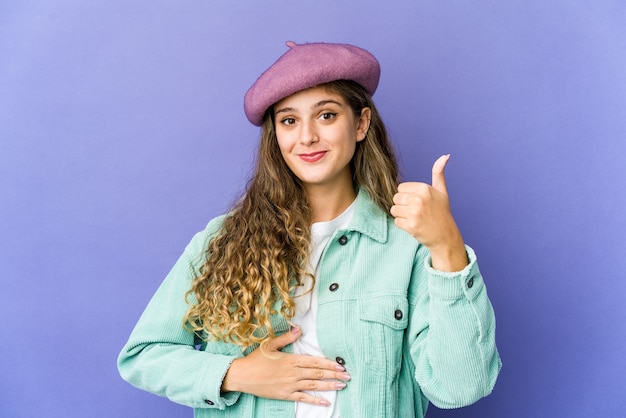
[274,85,345,110]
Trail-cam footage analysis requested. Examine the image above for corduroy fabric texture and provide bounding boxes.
[117,190,501,417]
[244,41,381,126]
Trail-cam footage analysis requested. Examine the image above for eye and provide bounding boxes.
[320,112,337,121]
[280,117,296,126]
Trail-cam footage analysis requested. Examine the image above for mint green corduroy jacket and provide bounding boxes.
[118,190,501,417]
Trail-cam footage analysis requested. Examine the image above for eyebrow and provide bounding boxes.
[275,99,343,116]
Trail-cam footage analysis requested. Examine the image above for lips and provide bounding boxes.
[298,151,327,163]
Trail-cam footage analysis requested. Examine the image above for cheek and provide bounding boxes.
[341,128,359,154]
[275,137,296,168]
[275,134,290,155]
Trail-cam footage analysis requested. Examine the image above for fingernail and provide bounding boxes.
[335,365,346,372]
[291,326,300,334]
[339,372,351,380]
[319,399,331,406]
[334,382,347,389]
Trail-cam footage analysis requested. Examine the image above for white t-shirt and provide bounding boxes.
[292,200,356,418]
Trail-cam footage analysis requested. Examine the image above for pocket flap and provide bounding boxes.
[358,297,409,330]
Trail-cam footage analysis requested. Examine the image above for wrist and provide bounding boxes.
[428,239,468,272]
[221,358,243,394]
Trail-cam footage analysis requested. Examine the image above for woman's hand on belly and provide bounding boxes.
[221,326,351,406]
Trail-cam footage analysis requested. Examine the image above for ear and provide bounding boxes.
[356,107,371,142]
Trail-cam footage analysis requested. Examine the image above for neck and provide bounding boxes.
[306,182,357,223]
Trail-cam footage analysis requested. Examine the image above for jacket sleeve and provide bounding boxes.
[117,217,241,410]
[407,245,502,409]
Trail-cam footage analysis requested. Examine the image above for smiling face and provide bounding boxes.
[273,86,371,196]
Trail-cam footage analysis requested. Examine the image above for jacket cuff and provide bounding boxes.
[425,245,483,301]
[195,354,241,409]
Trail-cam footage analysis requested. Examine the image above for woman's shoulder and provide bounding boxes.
[203,213,229,235]
[184,214,229,265]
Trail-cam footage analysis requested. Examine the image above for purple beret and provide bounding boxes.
[244,41,381,126]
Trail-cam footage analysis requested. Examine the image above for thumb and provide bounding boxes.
[265,326,301,351]
[432,154,450,193]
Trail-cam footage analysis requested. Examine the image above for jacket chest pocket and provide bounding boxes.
[356,297,409,376]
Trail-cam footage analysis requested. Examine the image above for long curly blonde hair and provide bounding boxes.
[183,80,399,348]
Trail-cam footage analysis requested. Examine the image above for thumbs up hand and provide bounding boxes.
[390,155,469,272]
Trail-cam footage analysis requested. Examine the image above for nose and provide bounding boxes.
[299,120,319,145]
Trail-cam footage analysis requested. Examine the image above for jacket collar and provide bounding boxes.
[345,188,389,244]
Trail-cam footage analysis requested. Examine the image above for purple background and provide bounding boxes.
[1,1,625,417]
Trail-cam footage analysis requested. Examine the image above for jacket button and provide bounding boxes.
[467,277,474,288]
[394,309,403,320]
[336,356,345,365]
[338,235,348,245]
[329,283,339,292]
[204,399,214,405]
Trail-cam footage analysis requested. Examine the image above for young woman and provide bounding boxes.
[118,41,501,418]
